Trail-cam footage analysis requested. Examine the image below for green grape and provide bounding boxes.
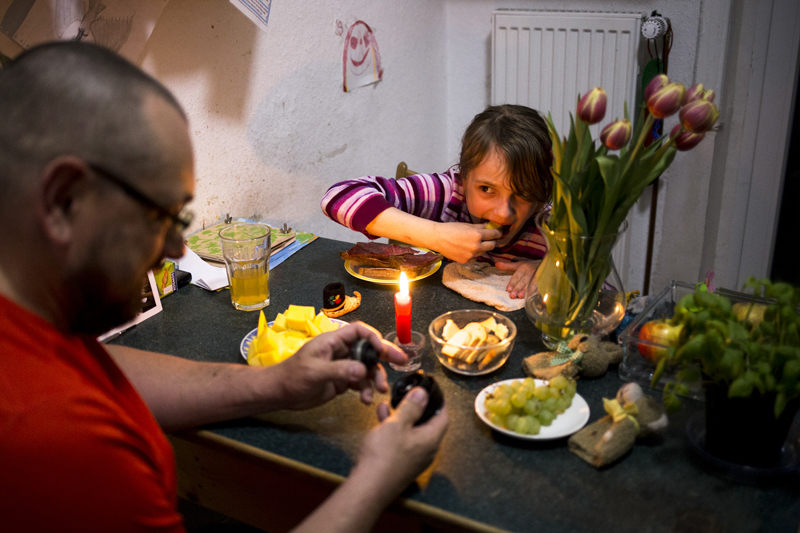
[514,416,530,434]
[485,411,503,426]
[525,416,541,435]
[565,381,577,398]
[542,397,557,412]
[495,398,512,415]
[510,391,527,408]
[495,384,513,399]
[522,377,535,390]
[506,413,520,430]
[549,376,568,390]
[548,386,562,399]
[565,395,573,408]
[533,385,550,401]
[554,397,568,413]
[485,398,502,415]
[520,385,534,400]
[510,380,521,391]
[524,398,541,416]
[537,409,555,426]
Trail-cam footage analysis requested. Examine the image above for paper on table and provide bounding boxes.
[173,248,228,291]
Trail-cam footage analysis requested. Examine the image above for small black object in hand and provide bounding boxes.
[391,371,444,426]
[350,338,380,369]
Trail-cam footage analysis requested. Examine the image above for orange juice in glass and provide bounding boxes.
[219,223,271,310]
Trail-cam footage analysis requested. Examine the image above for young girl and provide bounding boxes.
[321,104,553,299]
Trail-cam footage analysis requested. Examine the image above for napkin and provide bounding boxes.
[442,262,531,312]
[173,248,229,291]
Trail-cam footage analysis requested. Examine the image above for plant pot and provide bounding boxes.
[524,212,627,349]
[703,382,800,468]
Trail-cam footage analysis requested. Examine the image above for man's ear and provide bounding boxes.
[38,157,92,245]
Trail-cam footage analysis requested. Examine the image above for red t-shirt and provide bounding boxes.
[0,294,185,532]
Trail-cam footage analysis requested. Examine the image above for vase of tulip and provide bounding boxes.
[525,75,720,349]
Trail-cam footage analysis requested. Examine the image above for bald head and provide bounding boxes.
[0,41,187,205]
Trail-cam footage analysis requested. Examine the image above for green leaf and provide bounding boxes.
[775,392,787,418]
[729,377,753,397]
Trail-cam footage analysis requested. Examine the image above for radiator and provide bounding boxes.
[491,9,644,291]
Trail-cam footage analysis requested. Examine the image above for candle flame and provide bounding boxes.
[399,272,409,296]
[543,293,548,303]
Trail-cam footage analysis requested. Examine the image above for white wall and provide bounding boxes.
[139,0,448,242]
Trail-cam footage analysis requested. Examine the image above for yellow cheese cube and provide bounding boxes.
[260,327,281,351]
[257,350,279,366]
[272,313,287,332]
[286,305,315,331]
[277,336,306,360]
[281,330,308,341]
[314,312,338,333]
[305,317,323,337]
[257,310,268,337]
[247,338,260,363]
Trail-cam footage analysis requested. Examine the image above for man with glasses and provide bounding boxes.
[0,41,447,532]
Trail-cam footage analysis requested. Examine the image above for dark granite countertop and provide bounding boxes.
[112,237,800,533]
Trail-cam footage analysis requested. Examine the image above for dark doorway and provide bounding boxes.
[770,58,800,286]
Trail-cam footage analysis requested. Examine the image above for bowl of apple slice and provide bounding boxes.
[428,309,516,375]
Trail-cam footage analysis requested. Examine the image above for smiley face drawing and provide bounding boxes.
[343,21,383,92]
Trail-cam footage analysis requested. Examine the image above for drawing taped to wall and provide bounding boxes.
[342,20,382,92]
[0,0,168,62]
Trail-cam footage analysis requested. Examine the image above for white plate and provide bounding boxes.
[240,318,348,360]
[474,379,590,440]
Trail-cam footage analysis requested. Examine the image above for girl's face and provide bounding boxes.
[464,148,538,247]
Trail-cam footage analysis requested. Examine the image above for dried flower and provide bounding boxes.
[577,88,607,125]
[647,82,686,119]
[670,124,705,151]
[679,99,720,133]
[600,119,632,150]
[644,74,670,102]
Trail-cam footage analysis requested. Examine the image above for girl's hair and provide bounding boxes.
[459,104,553,207]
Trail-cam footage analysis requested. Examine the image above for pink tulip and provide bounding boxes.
[647,82,686,119]
[686,83,705,103]
[644,74,670,102]
[686,83,717,103]
[577,88,607,125]
[600,119,632,150]
[670,124,705,151]
[679,99,720,133]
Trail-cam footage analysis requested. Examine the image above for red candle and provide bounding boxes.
[394,272,412,344]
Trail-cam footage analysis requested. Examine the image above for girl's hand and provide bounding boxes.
[431,222,501,263]
[494,259,542,299]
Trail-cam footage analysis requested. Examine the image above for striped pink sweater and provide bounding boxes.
[321,168,547,264]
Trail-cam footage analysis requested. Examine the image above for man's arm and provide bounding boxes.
[292,388,449,533]
[106,322,407,431]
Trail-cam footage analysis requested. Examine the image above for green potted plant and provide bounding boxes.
[651,277,800,468]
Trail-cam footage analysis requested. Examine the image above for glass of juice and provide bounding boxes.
[219,222,271,311]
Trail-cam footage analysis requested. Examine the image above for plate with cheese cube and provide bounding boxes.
[241,304,347,366]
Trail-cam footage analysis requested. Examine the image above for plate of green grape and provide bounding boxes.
[475,377,590,440]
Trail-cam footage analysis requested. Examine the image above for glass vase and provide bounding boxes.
[525,212,627,349]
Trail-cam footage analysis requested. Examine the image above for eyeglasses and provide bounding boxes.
[88,163,194,234]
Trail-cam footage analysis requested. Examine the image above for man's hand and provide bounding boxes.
[431,222,501,263]
[275,322,407,410]
[494,259,541,299]
[352,387,449,497]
